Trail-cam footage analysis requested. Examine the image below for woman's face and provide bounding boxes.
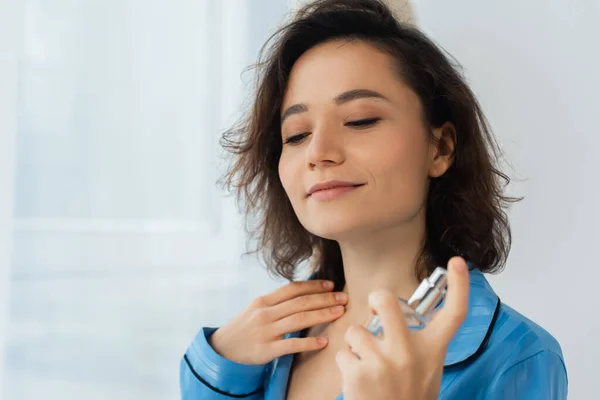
[278,39,452,240]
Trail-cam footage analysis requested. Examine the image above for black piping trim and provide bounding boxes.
[183,354,264,398]
[444,297,502,369]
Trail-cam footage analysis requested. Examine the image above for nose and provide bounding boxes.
[306,125,345,169]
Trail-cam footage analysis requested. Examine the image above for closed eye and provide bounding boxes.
[283,132,309,145]
[345,117,381,128]
[283,118,382,145]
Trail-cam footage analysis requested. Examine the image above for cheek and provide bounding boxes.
[278,155,300,202]
[372,134,430,194]
[278,159,291,195]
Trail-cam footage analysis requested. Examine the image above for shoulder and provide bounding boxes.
[490,302,564,364]
[457,267,564,368]
[441,294,568,398]
[442,268,567,396]
[476,303,569,398]
[475,300,568,394]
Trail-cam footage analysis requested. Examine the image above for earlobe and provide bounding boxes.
[428,122,456,178]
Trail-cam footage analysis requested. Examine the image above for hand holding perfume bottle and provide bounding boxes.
[365,266,448,336]
[335,257,470,400]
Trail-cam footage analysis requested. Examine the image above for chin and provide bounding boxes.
[300,206,419,242]
[303,215,370,241]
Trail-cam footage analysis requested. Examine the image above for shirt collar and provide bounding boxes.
[443,267,500,367]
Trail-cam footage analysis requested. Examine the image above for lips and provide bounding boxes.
[308,180,364,196]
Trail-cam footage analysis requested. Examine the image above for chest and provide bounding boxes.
[285,346,342,400]
[285,326,346,400]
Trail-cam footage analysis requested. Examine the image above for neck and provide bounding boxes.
[336,212,426,326]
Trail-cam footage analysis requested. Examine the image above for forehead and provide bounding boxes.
[282,39,404,109]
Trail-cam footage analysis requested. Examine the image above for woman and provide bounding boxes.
[180,0,567,398]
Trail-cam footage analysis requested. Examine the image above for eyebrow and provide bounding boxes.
[280,88,391,125]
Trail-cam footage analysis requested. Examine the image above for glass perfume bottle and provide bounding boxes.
[365,267,448,336]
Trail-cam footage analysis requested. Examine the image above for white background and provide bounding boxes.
[414,2,600,399]
[1,0,598,399]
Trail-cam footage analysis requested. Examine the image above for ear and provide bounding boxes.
[428,122,456,178]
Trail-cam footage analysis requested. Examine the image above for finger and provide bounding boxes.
[369,289,411,348]
[272,305,345,336]
[344,324,380,362]
[427,257,469,344]
[336,346,360,373]
[269,291,348,320]
[258,280,334,307]
[271,336,329,357]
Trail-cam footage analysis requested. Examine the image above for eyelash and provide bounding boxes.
[283,117,382,145]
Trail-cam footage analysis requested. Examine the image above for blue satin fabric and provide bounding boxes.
[180,269,567,399]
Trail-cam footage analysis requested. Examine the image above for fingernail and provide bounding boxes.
[322,281,334,289]
[317,337,328,345]
[335,293,347,302]
[331,306,344,313]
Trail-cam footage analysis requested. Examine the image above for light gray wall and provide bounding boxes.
[416,1,599,398]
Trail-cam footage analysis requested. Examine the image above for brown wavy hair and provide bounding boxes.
[220,0,519,290]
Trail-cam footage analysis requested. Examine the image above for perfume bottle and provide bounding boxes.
[365,267,448,336]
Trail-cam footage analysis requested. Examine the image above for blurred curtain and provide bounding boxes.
[1,0,21,394]
[1,0,289,399]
